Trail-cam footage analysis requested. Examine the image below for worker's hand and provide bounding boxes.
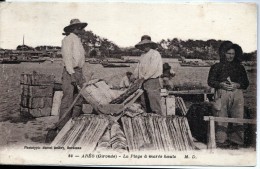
[230,82,240,90]
[71,73,77,86]
[220,82,239,91]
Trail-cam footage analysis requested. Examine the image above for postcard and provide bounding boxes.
[0,1,258,167]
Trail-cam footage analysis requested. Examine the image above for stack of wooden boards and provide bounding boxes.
[20,72,55,118]
[51,114,110,152]
[161,95,188,116]
[175,97,188,115]
[51,113,195,152]
[110,79,144,104]
[121,114,195,152]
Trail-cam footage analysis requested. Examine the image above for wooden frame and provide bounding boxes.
[203,116,256,150]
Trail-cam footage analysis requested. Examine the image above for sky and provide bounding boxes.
[0,2,257,52]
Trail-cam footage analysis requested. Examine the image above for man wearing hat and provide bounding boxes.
[58,19,88,130]
[160,63,176,90]
[134,35,163,115]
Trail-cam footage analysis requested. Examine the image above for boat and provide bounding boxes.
[107,60,138,64]
[89,60,101,64]
[19,58,46,63]
[180,62,210,67]
[102,62,130,68]
[1,59,22,64]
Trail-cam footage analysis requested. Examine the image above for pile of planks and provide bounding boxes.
[51,114,110,152]
[110,79,144,104]
[96,122,128,152]
[20,72,55,118]
[175,97,188,115]
[121,114,195,152]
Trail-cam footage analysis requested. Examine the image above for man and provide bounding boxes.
[134,35,163,115]
[119,71,134,89]
[57,18,88,130]
[160,63,176,90]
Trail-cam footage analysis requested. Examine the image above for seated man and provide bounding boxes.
[160,63,175,90]
[120,71,134,89]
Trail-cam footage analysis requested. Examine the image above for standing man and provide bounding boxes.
[57,18,88,130]
[134,35,163,115]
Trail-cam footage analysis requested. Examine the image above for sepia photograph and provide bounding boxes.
[0,1,258,167]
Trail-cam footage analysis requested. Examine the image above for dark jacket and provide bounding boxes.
[207,42,249,90]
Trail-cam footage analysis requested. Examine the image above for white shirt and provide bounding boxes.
[61,33,85,74]
[134,49,163,80]
[120,76,130,88]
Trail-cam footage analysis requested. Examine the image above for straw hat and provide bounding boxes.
[64,19,88,33]
[135,35,157,50]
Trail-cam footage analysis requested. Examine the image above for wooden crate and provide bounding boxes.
[21,84,54,97]
[20,73,55,86]
[20,106,52,118]
[20,95,53,109]
[166,96,175,115]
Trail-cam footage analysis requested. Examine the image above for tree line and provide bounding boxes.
[2,31,256,61]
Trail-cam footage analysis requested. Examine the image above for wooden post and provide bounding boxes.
[203,94,207,102]
[208,116,216,150]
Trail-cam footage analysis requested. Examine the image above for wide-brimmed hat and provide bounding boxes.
[64,19,88,33]
[135,35,157,50]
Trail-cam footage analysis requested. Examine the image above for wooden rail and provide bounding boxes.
[203,116,256,150]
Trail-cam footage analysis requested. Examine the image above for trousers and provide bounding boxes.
[214,89,245,145]
[57,67,84,130]
[141,78,162,115]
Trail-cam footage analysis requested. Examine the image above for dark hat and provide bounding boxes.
[163,63,171,70]
[64,19,88,33]
[126,71,133,76]
[135,35,157,50]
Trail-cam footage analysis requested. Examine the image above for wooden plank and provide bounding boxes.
[51,119,73,146]
[121,117,134,151]
[183,117,196,149]
[204,116,256,124]
[148,115,158,150]
[166,96,175,116]
[161,97,167,116]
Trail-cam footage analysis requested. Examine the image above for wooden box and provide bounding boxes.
[20,106,52,118]
[20,73,55,86]
[21,96,53,109]
[21,84,54,97]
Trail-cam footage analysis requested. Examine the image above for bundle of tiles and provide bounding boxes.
[175,97,188,116]
[51,114,109,152]
[20,72,55,118]
[121,114,195,152]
